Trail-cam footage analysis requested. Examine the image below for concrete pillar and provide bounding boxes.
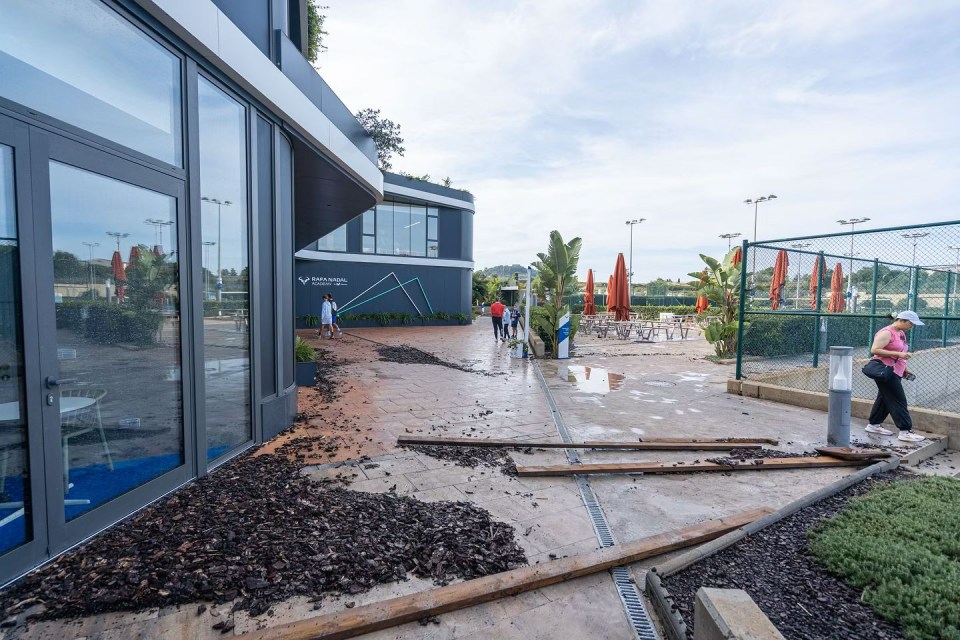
[694,588,785,640]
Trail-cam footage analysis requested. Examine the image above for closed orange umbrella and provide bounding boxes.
[111,251,126,302]
[731,246,742,267]
[769,250,789,310]
[606,275,614,312]
[827,263,845,313]
[809,254,825,309]
[695,270,709,315]
[129,245,142,265]
[583,269,596,315]
[611,253,631,321]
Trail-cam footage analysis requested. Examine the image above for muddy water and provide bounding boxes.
[560,365,625,393]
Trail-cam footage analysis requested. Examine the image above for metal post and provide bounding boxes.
[735,240,749,380]
[524,266,532,356]
[812,252,825,368]
[869,259,879,342]
[943,272,952,348]
[910,266,919,311]
[827,346,853,447]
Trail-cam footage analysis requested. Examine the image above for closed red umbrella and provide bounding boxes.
[152,245,164,257]
[583,269,596,315]
[827,263,845,313]
[111,251,126,302]
[606,275,614,312]
[768,250,789,310]
[129,245,142,265]
[731,246,742,267]
[611,253,631,321]
[695,270,709,315]
[809,254,825,309]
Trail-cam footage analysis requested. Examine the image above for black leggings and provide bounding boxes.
[492,316,504,338]
[868,371,912,431]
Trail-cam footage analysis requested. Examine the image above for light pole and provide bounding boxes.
[837,218,870,292]
[202,241,216,299]
[949,244,960,314]
[903,232,929,309]
[105,231,130,253]
[625,218,646,303]
[791,242,811,306]
[720,232,742,251]
[82,241,99,298]
[144,218,174,254]
[201,197,232,301]
[744,195,777,291]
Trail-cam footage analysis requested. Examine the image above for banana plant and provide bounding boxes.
[688,248,745,357]
[531,231,581,356]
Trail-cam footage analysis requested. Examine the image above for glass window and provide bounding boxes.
[198,77,250,460]
[362,209,374,235]
[393,204,410,256]
[362,235,374,254]
[410,206,426,257]
[48,162,183,520]
[376,203,393,255]
[427,215,438,240]
[316,224,346,252]
[0,0,183,165]
[428,242,438,258]
[0,144,32,550]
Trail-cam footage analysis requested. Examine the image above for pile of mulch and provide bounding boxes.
[704,448,816,466]
[661,471,911,639]
[313,345,346,403]
[0,451,526,622]
[400,444,530,476]
[375,345,495,376]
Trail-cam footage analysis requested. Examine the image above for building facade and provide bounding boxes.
[0,0,382,583]
[296,173,475,324]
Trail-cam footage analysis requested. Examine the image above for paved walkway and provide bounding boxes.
[6,321,936,639]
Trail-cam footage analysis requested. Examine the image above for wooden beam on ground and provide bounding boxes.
[236,508,772,640]
[814,446,894,462]
[397,435,764,451]
[639,437,780,445]
[515,456,869,477]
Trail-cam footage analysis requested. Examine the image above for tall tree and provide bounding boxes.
[306,1,329,63]
[355,108,405,171]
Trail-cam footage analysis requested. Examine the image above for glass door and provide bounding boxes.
[31,129,192,553]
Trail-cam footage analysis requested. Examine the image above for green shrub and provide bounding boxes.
[55,301,161,346]
[742,314,875,357]
[808,477,960,640]
[294,337,315,363]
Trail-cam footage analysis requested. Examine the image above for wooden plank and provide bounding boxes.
[814,446,893,461]
[515,456,868,477]
[236,508,773,640]
[639,437,780,445]
[397,436,764,451]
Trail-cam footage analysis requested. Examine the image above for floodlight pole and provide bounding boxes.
[903,232,929,309]
[744,195,777,292]
[948,245,960,314]
[720,232,742,251]
[791,242,811,306]
[837,218,870,292]
[625,219,645,303]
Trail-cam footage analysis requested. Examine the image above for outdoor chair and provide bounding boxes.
[60,385,113,493]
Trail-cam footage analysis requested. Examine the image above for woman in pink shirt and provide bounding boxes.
[863,311,925,443]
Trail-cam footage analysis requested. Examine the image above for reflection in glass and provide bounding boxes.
[410,206,426,257]
[0,0,182,165]
[48,162,182,521]
[316,225,346,252]
[393,204,410,256]
[362,210,374,235]
[198,77,250,460]
[362,235,374,254]
[0,145,32,553]
[376,203,394,255]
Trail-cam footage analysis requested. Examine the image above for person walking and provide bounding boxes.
[490,298,506,341]
[320,294,334,340]
[329,294,342,337]
[863,311,925,442]
[509,304,520,339]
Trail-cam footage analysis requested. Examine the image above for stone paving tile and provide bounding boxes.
[410,485,470,503]
[349,474,417,495]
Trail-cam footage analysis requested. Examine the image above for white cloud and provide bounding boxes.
[318,1,960,281]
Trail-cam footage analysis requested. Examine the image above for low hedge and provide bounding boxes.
[334,311,470,327]
[56,300,163,346]
[808,476,960,640]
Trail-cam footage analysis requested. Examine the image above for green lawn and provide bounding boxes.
[808,476,960,640]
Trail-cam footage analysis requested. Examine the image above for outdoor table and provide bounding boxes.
[0,396,95,422]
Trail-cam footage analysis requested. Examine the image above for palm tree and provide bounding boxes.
[531,231,581,355]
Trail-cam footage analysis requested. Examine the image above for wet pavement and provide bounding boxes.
[5,321,944,640]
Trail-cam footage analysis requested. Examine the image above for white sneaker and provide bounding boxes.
[898,431,925,443]
[864,424,893,436]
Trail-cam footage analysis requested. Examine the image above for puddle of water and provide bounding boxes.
[560,365,624,394]
[644,380,676,388]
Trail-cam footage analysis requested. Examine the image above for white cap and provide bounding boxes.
[896,310,924,326]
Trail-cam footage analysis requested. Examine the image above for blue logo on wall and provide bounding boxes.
[557,323,570,344]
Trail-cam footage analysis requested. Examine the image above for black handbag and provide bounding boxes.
[862,359,890,380]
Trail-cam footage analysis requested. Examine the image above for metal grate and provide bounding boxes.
[533,361,659,640]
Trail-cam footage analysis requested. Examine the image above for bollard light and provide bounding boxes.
[827,346,854,446]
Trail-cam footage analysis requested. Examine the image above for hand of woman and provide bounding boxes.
[900,352,911,360]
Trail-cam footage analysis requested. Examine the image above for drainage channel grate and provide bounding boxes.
[533,361,658,640]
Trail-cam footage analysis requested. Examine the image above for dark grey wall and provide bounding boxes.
[437,208,474,261]
[383,172,474,206]
[211,0,272,56]
[295,259,471,320]
[255,116,277,397]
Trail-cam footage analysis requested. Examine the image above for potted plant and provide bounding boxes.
[295,337,317,386]
[507,336,529,358]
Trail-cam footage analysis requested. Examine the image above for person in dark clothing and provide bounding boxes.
[864,311,925,443]
[489,298,506,341]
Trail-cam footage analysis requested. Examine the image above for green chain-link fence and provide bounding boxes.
[736,220,960,415]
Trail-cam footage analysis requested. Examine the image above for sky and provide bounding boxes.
[317,0,960,282]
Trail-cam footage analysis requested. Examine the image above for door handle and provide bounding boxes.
[45,376,77,388]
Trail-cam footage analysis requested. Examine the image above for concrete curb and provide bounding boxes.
[645,456,900,640]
